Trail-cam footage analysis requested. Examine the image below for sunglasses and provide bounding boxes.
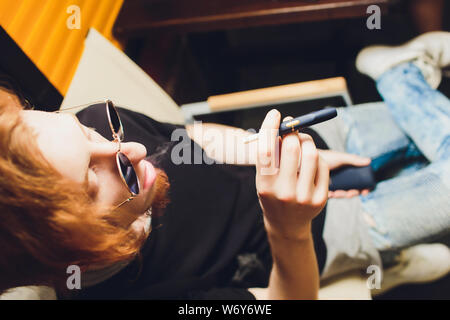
[58,100,140,208]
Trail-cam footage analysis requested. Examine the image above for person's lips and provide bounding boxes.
[142,160,156,191]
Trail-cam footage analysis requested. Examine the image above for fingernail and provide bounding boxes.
[269,109,279,118]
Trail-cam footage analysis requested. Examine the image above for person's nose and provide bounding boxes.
[119,142,147,165]
[90,141,147,166]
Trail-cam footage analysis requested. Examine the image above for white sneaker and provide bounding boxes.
[371,243,450,296]
[408,32,450,69]
[356,32,450,88]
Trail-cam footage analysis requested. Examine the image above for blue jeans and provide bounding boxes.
[339,62,450,252]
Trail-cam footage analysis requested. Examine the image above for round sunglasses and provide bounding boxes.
[58,100,140,208]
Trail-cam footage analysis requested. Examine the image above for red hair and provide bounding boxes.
[0,92,166,294]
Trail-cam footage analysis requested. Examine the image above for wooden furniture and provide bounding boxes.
[114,0,388,39]
[181,77,352,123]
[208,77,351,111]
[112,0,388,103]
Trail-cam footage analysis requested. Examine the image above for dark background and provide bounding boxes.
[125,0,450,108]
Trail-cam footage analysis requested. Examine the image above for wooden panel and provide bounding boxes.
[114,0,388,38]
[207,77,348,111]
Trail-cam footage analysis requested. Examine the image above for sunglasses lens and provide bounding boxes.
[107,101,123,140]
[118,153,140,195]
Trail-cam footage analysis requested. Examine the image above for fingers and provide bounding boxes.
[256,109,280,169]
[329,189,370,198]
[277,131,301,198]
[296,133,319,201]
[334,190,356,198]
[345,189,360,198]
[274,113,300,197]
[256,109,281,188]
[361,189,370,196]
[313,155,330,204]
[255,112,329,238]
[256,111,328,210]
[342,152,371,167]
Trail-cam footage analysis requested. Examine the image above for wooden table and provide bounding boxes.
[112,0,389,103]
[114,0,388,39]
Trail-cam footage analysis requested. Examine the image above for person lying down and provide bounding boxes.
[0,31,449,299]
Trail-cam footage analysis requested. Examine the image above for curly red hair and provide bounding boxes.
[0,89,151,294]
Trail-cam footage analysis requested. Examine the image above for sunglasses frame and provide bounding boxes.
[57,99,140,209]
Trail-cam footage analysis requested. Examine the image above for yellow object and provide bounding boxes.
[0,0,124,95]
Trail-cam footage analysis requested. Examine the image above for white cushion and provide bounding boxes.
[62,28,184,124]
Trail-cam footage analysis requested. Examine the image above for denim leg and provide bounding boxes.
[338,102,424,172]
[360,161,450,251]
[376,62,450,162]
[359,62,450,250]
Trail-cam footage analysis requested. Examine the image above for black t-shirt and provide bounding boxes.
[69,106,327,300]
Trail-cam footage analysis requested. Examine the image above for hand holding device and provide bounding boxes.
[244,108,337,144]
[254,109,329,240]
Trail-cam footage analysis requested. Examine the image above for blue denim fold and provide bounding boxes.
[338,62,450,251]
